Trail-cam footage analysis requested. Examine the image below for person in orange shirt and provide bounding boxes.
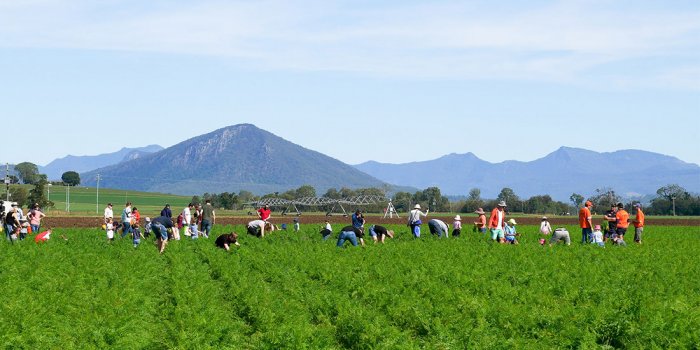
[488,201,507,243]
[615,202,630,239]
[632,203,645,244]
[473,208,487,235]
[578,201,594,244]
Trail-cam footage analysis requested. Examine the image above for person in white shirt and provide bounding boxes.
[427,219,449,238]
[539,216,552,235]
[247,219,273,238]
[488,201,507,243]
[104,203,113,224]
[591,225,605,247]
[407,204,429,238]
[182,203,193,237]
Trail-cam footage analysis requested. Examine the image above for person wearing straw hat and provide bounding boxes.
[488,201,507,243]
[539,216,552,235]
[407,204,428,238]
[473,208,487,235]
[504,218,519,244]
[452,215,462,237]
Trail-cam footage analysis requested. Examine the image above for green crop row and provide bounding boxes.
[1,224,698,349]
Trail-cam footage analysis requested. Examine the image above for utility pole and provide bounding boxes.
[672,196,676,216]
[96,174,101,214]
[5,163,9,201]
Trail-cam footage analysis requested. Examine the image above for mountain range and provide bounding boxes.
[354,147,700,200]
[81,124,387,195]
[40,145,163,180]
[12,124,698,200]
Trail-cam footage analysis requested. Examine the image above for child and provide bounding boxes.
[504,219,519,245]
[106,218,115,241]
[20,222,29,240]
[591,224,605,247]
[320,220,332,240]
[132,224,142,247]
[539,216,552,235]
[144,217,152,238]
[190,215,199,239]
[611,232,627,246]
[452,215,462,237]
[293,217,300,232]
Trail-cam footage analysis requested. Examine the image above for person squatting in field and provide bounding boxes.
[215,232,240,251]
[504,219,519,244]
[368,224,394,243]
[488,201,507,243]
[320,220,333,240]
[427,218,449,238]
[337,225,365,247]
[407,204,428,238]
[247,219,275,238]
[151,215,174,254]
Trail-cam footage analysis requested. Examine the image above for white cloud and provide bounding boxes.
[1,0,698,88]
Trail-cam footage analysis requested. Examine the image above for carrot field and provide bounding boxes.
[1,224,699,349]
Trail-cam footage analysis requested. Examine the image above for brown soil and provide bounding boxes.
[42,215,700,228]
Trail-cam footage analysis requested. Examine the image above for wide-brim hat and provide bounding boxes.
[498,201,507,207]
[414,204,421,209]
[474,208,485,214]
[508,219,517,225]
[454,215,461,221]
[541,216,548,220]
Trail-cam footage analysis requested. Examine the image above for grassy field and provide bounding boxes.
[1,223,699,349]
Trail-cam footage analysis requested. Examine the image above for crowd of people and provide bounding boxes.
[5,198,646,251]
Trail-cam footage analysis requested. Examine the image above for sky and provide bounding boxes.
[1,0,699,167]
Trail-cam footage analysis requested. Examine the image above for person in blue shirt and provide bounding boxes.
[504,219,519,245]
[351,209,365,232]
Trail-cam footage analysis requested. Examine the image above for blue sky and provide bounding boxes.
[1,0,699,167]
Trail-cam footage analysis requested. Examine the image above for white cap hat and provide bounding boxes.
[414,204,421,209]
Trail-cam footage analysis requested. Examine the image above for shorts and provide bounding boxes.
[247,226,261,237]
[490,229,504,240]
[616,227,628,237]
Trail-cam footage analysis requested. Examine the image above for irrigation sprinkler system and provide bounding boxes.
[245,195,390,217]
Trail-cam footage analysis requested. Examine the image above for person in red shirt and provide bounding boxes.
[578,201,594,244]
[615,203,630,239]
[257,205,271,222]
[632,203,645,244]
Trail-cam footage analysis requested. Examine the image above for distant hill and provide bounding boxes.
[82,124,388,195]
[40,145,163,180]
[354,147,700,200]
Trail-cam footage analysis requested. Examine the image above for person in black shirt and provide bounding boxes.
[603,204,618,241]
[160,204,172,218]
[151,216,174,254]
[337,225,364,247]
[368,224,394,243]
[215,232,240,251]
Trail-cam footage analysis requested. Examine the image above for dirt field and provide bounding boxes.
[41,215,700,228]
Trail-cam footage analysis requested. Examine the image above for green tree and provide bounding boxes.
[587,187,621,210]
[393,192,413,212]
[461,188,483,213]
[28,175,53,210]
[61,171,81,186]
[497,187,521,211]
[294,185,317,198]
[7,175,19,184]
[15,162,39,185]
[570,193,584,208]
[9,186,29,208]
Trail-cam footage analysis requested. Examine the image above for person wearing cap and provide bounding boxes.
[160,204,172,218]
[215,232,240,251]
[28,203,46,234]
[407,204,428,238]
[578,201,594,244]
[257,204,272,222]
[368,224,394,243]
[473,208,487,235]
[539,216,552,235]
[604,204,618,241]
[4,205,19,241]
[143,217,152,238]
[632,203,645,244]
[504,219,519,244]
[427,218,449,238]
[591,225,605,247]
[488,201,507,243]
[103,203,113,224]
[615,203,630,239]
[452,215,462,237]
